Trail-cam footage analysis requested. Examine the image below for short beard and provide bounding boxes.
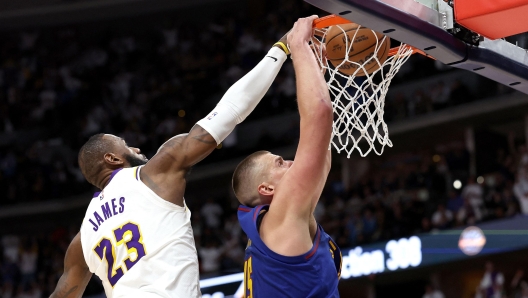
[124,153,148,167]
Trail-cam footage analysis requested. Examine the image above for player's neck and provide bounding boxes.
[97,168,117,190]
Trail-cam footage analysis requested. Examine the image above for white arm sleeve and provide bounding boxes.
[196,47,287,144]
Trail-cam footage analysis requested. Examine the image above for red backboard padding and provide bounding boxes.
[455,0,528,39]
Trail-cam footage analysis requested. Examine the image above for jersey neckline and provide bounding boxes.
[93,168,123,198]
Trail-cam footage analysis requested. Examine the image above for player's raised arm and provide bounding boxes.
[270,16,333,220]
[140,37,289,205]
[232,18,340,293]
[50,232,92,298]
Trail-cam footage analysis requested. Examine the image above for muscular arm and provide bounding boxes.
[154,124,217,171]
[139,125,216,206]
[273,16,332,215]
[141,46,288,206]
[50,232,92,298]
[263,16,333,255]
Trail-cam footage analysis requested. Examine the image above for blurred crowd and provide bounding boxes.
[3,138,528,297]
[473,261,528,298]
[0,0,314,206]
[0,0,527,297]
[422,261,528,298]
[0,0,514,207]
[316,141,526,249]
[387,78,490,122]
[0,227,92,298]
[188,137,528,277]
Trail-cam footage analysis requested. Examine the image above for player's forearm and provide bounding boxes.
[222,47,287,122]
[51,233,91,298]
[50,273,89,298]
[196,47,287,144]
[291,42,332,121]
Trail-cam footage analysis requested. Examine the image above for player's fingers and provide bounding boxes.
[298,16,310,25]
[308,15,319,21]
[311,36,321,45]
[313,29,325,38]
[299,17,316,34]
[305,16,318,26]
[304,15,318,28]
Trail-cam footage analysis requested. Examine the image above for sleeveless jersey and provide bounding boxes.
[80,166,200,298]
[238,205,342,298]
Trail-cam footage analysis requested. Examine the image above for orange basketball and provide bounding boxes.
[325,23,390,76]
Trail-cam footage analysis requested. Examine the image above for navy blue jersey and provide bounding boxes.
[238,205,342,298]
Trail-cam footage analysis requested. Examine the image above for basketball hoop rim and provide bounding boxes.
[313,15,433,59]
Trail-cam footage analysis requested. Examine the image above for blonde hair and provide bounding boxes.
[232,150,269,206]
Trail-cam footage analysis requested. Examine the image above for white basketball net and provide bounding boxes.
[311,24,413,157]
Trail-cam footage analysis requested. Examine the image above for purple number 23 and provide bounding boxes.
[94,222,147,287]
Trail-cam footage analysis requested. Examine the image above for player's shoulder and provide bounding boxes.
[85,190,104,209]
[109,166,140,183]
[100,167,142,192]
[237,205,268,222]
[237,205,268,240]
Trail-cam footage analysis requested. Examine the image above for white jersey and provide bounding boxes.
[80,166,200,298]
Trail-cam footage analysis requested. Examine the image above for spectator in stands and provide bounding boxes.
[19,238,38,288]
[345,191,362,216]
[16,281,41,298]
[201,197,224,229]
[463,176,484,215]
[388,92,407,121]
[431,203,453,229]
[510,269,528,298]
[198,238,223,276]
[223,213,241,240]
[447,190,464,214]
[344,213,361,246]
[362,208,378,242]
[389,201,409,238]
[1,235,19,284]
[191,210,203,248]
[420,217,433,233]
[220,233,244,271]
[503,188,521,217]
[0,281,14,298]
[423,283,445,298]
[456,197,481,226]
[327,195,345,220]
[476,261,505,298]
[485,191,508,221]
[415,88,433,115]
[313,200,326,222]
[430,81,451,110]
[513,159,528,214]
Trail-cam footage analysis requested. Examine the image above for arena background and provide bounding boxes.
[1,0,528,297]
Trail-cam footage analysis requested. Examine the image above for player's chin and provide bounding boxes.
[125,153,149,167]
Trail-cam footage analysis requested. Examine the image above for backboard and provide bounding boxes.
[305,0,528,95]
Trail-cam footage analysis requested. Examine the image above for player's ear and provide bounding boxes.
[258,182,274,205]
[257,182,275,197]
[104,153,124,166]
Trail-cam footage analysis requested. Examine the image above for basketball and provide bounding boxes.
[325,23,390,76]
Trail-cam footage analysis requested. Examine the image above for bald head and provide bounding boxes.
[232,150,269,207]
[78,134,116,187]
